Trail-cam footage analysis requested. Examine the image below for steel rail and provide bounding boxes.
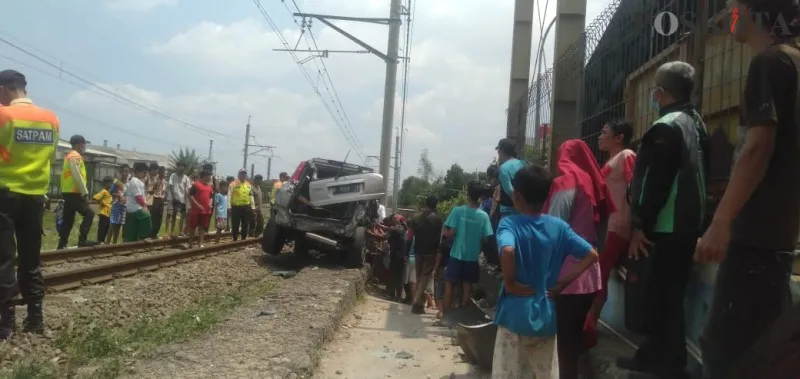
[43,238,259,292]
[34,232,234,266]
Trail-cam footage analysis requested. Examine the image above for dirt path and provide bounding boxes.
[317,295,488,379]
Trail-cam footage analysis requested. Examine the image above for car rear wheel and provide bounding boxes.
[261,218,284,255]
[345,226,367,268]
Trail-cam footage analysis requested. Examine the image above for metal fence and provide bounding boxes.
[513,0,743,178]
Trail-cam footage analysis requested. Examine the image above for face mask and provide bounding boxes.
[650,88,661,112]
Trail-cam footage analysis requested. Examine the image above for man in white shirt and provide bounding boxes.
[377,203,387,221]
[165,163,190,238]
[122,162,152,242]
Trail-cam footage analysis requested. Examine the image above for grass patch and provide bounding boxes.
[45,276,276,378]
[2,360,60,379]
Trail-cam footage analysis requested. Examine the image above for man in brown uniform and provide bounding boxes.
[249,174,264,238]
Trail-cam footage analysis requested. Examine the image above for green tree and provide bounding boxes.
[522,145,548,166]
[169,147,204,175]
[443,163,468,190]
[436,188,467,218]
[397,176,428,207]
[417,149,434,183]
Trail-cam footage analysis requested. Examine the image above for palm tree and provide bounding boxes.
[169,147,204,175]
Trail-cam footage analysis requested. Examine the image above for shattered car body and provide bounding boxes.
[263,158,384,267]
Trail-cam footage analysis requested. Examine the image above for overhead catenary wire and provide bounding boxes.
[0,53,194,149]
[257,0,367,163]
[0,35,239,141]
[393,0,415,205]
[280,0,366,160]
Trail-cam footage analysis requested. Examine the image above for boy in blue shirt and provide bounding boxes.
[441,181,493,312]
[213,181,229,244]
[492,164,599,378]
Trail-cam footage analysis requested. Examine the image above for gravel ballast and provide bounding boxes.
[120,263,369,379]
[0,243,266,373]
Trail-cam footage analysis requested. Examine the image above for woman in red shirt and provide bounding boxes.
[188,171,214,247]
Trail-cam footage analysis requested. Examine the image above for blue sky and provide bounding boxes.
[3,0,609,182]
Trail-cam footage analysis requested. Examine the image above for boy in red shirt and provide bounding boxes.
[187,171,214,247]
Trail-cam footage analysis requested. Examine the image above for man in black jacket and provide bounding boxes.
[620,60,709,378]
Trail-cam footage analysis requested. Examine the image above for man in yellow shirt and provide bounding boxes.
[227,169,255,241]
[57,134,95,249]
[93,177,113,243]
[0,70,59,338]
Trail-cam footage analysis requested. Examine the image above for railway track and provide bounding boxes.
[35,232,234,266]
[43,237,260,292]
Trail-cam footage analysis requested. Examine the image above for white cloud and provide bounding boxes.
[106,0,177,12]
[64,84,348,177]
[74,0,614,182]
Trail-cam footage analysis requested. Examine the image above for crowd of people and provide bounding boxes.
[0,68,285,340]
[0,2,799,378]
[54,155,271,249]
[372,4,800,376]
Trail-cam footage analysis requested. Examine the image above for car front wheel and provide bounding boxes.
[345,226,367,268]
[261,217,285,255]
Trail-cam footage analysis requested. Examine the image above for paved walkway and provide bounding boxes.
[317,294,648,379]
[317,295,485,379]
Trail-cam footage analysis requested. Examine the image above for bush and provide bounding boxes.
[436,188,467,218]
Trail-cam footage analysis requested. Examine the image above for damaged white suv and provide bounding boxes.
[262,158,384,267]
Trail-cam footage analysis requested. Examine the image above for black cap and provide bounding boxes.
[69,134,86,145]
[0,70,26,88]
[496,138,517,156]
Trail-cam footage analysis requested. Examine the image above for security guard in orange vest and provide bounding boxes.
[227,168,255,241]
[57,134,96,249]
[0,70,59,339]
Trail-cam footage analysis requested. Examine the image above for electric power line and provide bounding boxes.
[254,0,367,162]
[0,35,239,141]
[0,53,187,148]
[281,0,366,159]
[398,0,415,162]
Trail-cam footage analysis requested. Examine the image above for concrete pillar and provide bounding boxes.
[505,0,534,153]
[549,0,587,173]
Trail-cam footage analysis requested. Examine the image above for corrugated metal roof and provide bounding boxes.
[90,145,171,168]
[56,139,170,167]
[57,140,117,158]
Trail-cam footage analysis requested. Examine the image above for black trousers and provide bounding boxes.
[150,197,164,238]
[626,233,695,370]
[387,256,404,299]
[701,243,794,379]
[59,193,94,246]
[97,215,110,243]
[556,293,596,379]
[0,190,45,305]
[230,206,250,240]
[249,209,264,238]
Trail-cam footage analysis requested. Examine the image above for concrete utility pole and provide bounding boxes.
[506,0,535,152]
[242,117,275,177]
[267,155,272,180]
[287,0,403,200]
[533,18,557,152]
[393,134,400,207]
[549,0,587,174]
[250,163,255,178]
[208,139,215,175]
[243,115,251,170]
